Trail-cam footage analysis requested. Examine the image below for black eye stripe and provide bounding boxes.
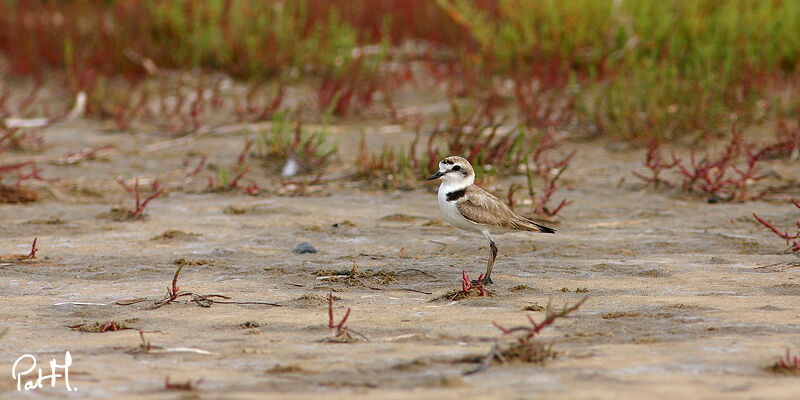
[452,165,461,171]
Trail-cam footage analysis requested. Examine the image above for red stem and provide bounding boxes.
[27,237,38,258]
[328,293,334,330]
[754,213,798,241]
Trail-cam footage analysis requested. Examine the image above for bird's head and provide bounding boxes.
[426,156,475,186]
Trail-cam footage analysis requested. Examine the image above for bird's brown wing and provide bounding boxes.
[456,185,555,233]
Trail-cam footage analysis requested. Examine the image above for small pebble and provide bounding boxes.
[292,242,317,254]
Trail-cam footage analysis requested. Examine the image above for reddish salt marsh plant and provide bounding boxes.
[317,56,381,117]
[234,82,284,123]
[181,155,207,186]
[356,128,426,190]
[633,125,789,202]
[323,293,367,342]
[467,296,587,374]
[0,84,67,203]
[206,139,258,193]
[122,264,230,309]
[0,159,45,203]
[159,265,192,307]
[376,62,417,123]
[61,145,115,165]
[753,199,800,256]
[438,270,490,301]
[523,153,574,219]
[28,237,38,259]
[460,270,487,297]
[448,270,489,300]
[314,26,419,118]
[0,135,46,203]
[96,77,228,135]
[0,81,53,135]
[632,140,680,188]
[137,330,153,353]
[328,293,351,338]
[516,131,576,219]
[769,349,800,375]
[117,263,279,309]
[0,127,45,152]
[115,177,165,219]
[164,376,203,391]
[183,156,206,178]
[0,126,45,191]
[255,115,337,174]
[512,66,577,130]
[1,86,85,142]
[492,296,587,345]
[0,237,39,262]
[69,320,136,333]
[767,116,800,160]
[100,322,121,332]
[101,84,150,131]
[91,74,281,135]
[3,0,800,144]
[0,1,371,82]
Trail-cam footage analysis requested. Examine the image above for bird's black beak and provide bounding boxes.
[426,171,444,180]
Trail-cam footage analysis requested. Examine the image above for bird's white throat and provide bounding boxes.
[437,179,471,199]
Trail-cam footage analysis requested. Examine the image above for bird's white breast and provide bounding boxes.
[437,182,484,233]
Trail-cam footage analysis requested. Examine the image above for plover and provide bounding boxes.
[427,156,555,284]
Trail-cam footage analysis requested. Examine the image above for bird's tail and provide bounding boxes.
[520,217,556,233]
[536,223,556,233]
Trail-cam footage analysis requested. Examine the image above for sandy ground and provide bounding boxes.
[2,118,800,399]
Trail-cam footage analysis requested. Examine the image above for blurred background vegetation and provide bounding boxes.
[1,0,799,143]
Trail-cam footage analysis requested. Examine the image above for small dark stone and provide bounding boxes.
[707,194,720,203]
[292,242,317,254]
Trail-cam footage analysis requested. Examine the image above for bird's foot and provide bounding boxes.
[471,276,493,285]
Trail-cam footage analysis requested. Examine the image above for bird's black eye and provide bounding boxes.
[452,165,461,171]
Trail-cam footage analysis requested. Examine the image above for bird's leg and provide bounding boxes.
[484,239,497,284]
[472,232,496,285]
